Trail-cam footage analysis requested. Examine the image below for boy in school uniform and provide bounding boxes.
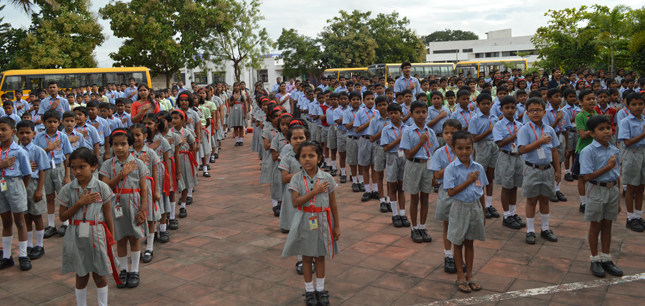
[451,90,474,130]
[562,89,581,182]
[86,101,112,165]
[319,92,331,170]
[326,92,340,176]
[3,101,21,123]
[343,91,364,192]
[594,90,616,146]
[381,103,410,228]
[493,96,526,229]
[354,91,379,202]
[517,98,561,244]
[73,107,102,160]
[61,111,84,152]
[0,117,34,271]
[575,90,598,213]
[426,91,451,148]
[400,101,439,243]
[617,92,645,232]
[367,95,390,210]
[114,99,133,127]
[468,93,500,218]
[334,92,349,183]
[544,88,570,203]
[579,115,624,277]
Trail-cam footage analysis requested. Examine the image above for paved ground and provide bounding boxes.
[1,136,644,306]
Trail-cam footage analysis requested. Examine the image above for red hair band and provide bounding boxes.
[289,119,304,127]
[111,130,128,137]
[175,109,186,120]
[178,92,190,100]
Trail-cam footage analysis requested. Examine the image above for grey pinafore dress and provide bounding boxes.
[172,127,196,192]
[228,92,246,127]
[150,133,172,213]
[270,132,288,201]
[278,145,300,231]
[130,146,161,222]
[259,123,277,184]
[162,130,181,193]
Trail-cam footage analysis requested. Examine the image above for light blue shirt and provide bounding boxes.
[515,103,525,121]
[517,122,559,165]
[451,106,474,129]
[468,111,498,141]
[65,129,84,151]
[21,142,50,179]
[312,103,324,127]
[353,108,377,136]
[399,124,439,160]
[74,124,102,150]
[33,130,73,165]
[333,106,347,132]
[401,103,413,126]
[38,95,70,117]
[86,117,111,145]
[380,124,406,153]
[394,76,421,101]
[543,108,571,133]
[493,117,523,152]
[272,83,280,93]
[425,105,451,134]
[490,101,503,119]
[0,142,32,178]
[342,107,361,137]
[367,115,390,138]
[430,145,456,183]
[562,104,580,129]
[4,113,20,123]
[618,114,645,147]
[114,112,133,128]
[579,140,621,183]
[106,90,117,104]
[14,99,30,118]
[443,157,488,202]
[308,99,319,121]
[615,108,630,125]
[124,86,138,100]
[325,106,338,127]
[335,86,347,93]
[108,116,125,131]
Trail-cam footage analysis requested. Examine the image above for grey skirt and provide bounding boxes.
[229,103,245,127]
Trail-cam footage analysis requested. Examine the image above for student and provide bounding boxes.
[544,88,570,202]
[381,103,410,227]
[354,91,378,202]
[445,90,457,113]
[171,110,197,219]
[2,101,21,123]
[282,141,339,306]
[490,86,509,119]
[334,92,349,183]
[114,99,133,128]
[493,96,526,229]
[61,111,83,152]
[575,90,599,212]
[400,101,439,243]
[451,90,474,130]
[343,91,364,192]
[579,115,623,277]
[468,93,500,218]
[99,129,148,288]
[157,111,181,230]
[400,89,414,125]
[261,105,284,216]
[562,89,581,182]
[271,113,293,216]
[594,89,616,146]
[228,82,248,146]
[17,120,50,260]
[517,98,561,244]
[426,91,451,148]
[367,95,390,209]
[316,92,330,168]
[617,92,645,232]
[326,93,339,176]
[57,148,119,305]
[100,102,123,138]
[0,117,33,271]
[86,101,112,165]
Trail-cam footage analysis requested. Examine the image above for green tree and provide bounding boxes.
[276,29,322,79]
[586,4,632,77]
[16,0,104,68]
[2,0,57,13]
[629,7,645,75]
[208,0,272,82]
[100,0,229,87]
[319,10,376,68]
[423,29,478,44]
[369,12,425,63]
[0,5,27,70]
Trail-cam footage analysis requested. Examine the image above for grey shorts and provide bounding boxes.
[0,177,28,214]
[346,136,359,166]
[621,146,645,186]
[374,144,386,172]
[26,178,47,216]
[494,152,524,189]
[568,130,578,151]
[310,124,319,142]
[320,126,330,144]
[327,127,338,150]
[584,182,619,222]
[436,136,446,150]
[358,137,375,167]
[521,165,555,198]
[98,145,106,168]
[556,133,565,163]
[44,163,65,195]
[385,152,405,182]
[447,200,486,245]
[474,140,498,169]
[336,131,347,153]
[434,183,454,222]
[403,160,433,195]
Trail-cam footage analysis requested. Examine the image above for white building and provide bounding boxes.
[425,29,539,67]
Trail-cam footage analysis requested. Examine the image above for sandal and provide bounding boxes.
[455,280,471,293]
[468,279,482,291]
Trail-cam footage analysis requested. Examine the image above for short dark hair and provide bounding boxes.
[16,120,35,131]
[500,96,517,108]
[476,93,492,104]
[626,92,644,106]
[456,89,470,99]
[547,88,562,98]
[363,90,375,100]
[74,106,89,117]
[348,91,361,101]
[443,119,462,131]
[86,100,99,109]
[68,147,99,168]
[43,110,61,122]
[578,89,595,101]
[0,116,15,129]
[63,110,77,120]
[409,101,426,113]
[596,89,610,97]
[387,103,402,113]
[452,130,473,147]
[401,62,411,69]
[401,89,413,97]
[586,115,611,132]
[375,95,388,105]
[526,97,546,109]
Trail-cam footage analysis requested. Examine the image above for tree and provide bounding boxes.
[629,7,645,75]
[16,0,104,68]
[276,29,322,79]
[586,5,632,77]
[2,0,57,13]
[100,0,229,87]
[0,5,27,70]
[208,0,272,82]
[369,12,425,63]
[423,29,478,44]
[319,10,376,68]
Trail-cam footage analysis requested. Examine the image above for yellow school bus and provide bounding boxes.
[0,67,152,100]
[455,59,528,79]
[368,63,455,80]
[322,68,372,81]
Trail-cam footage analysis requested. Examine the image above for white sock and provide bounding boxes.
[1,236,10,259]
[554,181,560,192]
[380,197,385,203]
[235,136,239,142]
[159,224,167,232]
[170,202,176,219]
[239,137,243,143]
[181,202,186,209]
[485,196,492,208]
[628,212,636,220]
[18,241,27,257]
[325,158,330,165]
[118,256,128,271]
[96,286,108,306]
[600,253,612,262]
[36,230,44,247]
[331,160,336,169]
[341,168,346,175]
[305,281,314,293]
[298,255,303,261]
[205,154,211,164]
[365,184,371,192]
[352,176,357,184]
[444,249,453,258]
[48,214,55,227]
[526,218,535,233]
[580,195,586,206]
[187,189,193,197]
[27,231,33,248]
[590,254,601,262]
[541,214,550,231]
[75,287,87,306]
[272,199,278,207]
[418,223,426,230]
[130,252,140,272]
[412,225,418,230]
[509,205,517,215]
[358,175,364,184]
[503,210,511,218]
[391,201,398,216]
[400,209,405,217]
[372,183,378,192]
[63,219,69,226]
[565,169,571,174]
[387,196,391,203]
[316,278,325,291]
[636,210,643,219]
[146,234,154,251]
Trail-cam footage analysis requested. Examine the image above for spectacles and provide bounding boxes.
[527,109,543,114]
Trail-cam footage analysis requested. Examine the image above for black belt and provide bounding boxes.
[525,161,551,170]
[501,150,520,157]
[436,133,443,137]
[589,180,617,188]
[348,136,360,140]
[556,132,562,137]
[360,135,369,139]
[408,158,427,163]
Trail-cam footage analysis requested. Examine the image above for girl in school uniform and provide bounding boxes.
[196,90,213,177]
[251,96,265,155]
[177,92,200,202]
[270,113,293,215]
[282,141,340,306]
[142,114,172,243]
[99,129,148,289]
[206,87,221,161]
[58,148,118,306]
[261,105,284,216]
[157,111,181,230]
[171,110,197,219]
[228,82,248,146]
[255,98,270,160]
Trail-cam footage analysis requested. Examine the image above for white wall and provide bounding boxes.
[180,56,283,91]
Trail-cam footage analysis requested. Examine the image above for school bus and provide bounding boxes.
[454,59,528,79]
[368,63,455,80]
[0,67,152,100]
[322,68,373,81]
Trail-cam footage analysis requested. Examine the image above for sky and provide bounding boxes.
[2,0,642,67]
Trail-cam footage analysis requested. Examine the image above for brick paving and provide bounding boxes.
[1,136,644,305]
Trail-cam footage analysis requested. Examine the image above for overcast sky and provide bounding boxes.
[2,0,641,67]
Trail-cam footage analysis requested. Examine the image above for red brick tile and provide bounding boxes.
[478,261,524,278]
[346,286,405,305]
[335,266,385,287]
[409,279,458,300]
[346,241,388,255]
[376,245,419,260]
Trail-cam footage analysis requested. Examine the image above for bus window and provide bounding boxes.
[44,74,66,88]
[131,72,145,85]
[90,73,104,87]
[67,74,81,88]
[29,77,44,92]
[1,75,26,91]
[388,67,401,79]
[106,73,118,85]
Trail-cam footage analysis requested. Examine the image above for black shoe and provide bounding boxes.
[564,173,574,182]
[198,165,204,171]
[434,185,440,193]
[392,215,403,228]
[186,197,193,205]
[485,208,492,219]
[487,206,500,218]
[178,208,187,218]
[579,204,586,213]
[159,231,170,243]
[239,142,244,146]
[214,153,219,159]
[43,226,57,238]
[549,194,559,202]
[514,215,526,227]
[210,155,215,163]
[0,256,14,270]
[572,174,579,180]
[27,246,32,256]
[304,291,317,306]
[168,219,179,230]
[273,205,281,217]
[601,260,623,276]
[556,191,567,201]
[117,270,129,288]
[340,175,347,183]
[540,229,558,242]
[626,218,645,232]
[351,183,359,193]
[326,166,332,172]
[127,272,140,288]
[418,229,432,242]
[296,261,303,275]
[637,218,645,229]
[502,216,521,229]
[28,246,44,260]
[371,191,380,200]
[380,202,389,213]
[143,250,154,263]
[203,171,211,177]
[361,192,371,202]
[387,203,392,212]
[591,262,605,277]
[330,169,337,177]
[315,290,330,306]
[444,257,457,273]
[234,142,239,146]
[411,229,423,243]
[18,256,31,271]
[400,216,411,227]
[58,225,67,236]
[206,164,211,169]
[526,232,536,244]
[359,183,365,192]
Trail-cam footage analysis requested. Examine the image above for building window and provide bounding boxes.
[462,48,473,53]
[475,53,484,58]
[485,52,499,58]
[173,73,186,84]
[432,49,459,54]
[257,69,268,83]
[212,71,226,84]
[518,49,537,55]
[194,72,207,84]
[502,51,518,57]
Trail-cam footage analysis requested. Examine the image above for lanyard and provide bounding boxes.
[391,127,400,139]
[364,109,373,121]
[415,129,431,157]
[506,122,516,144]
[0,147,10,178]
[444,146,452,163]
[460,110,471,127]
[76,188,90,221]
[46,132,59,159]
[112,157,128,197]
[302,176,321,217]
[529,122,543,141]
[402,77,411,89]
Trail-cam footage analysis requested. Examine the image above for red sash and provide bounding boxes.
[297,205,335,259]
[179,151,198,176]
